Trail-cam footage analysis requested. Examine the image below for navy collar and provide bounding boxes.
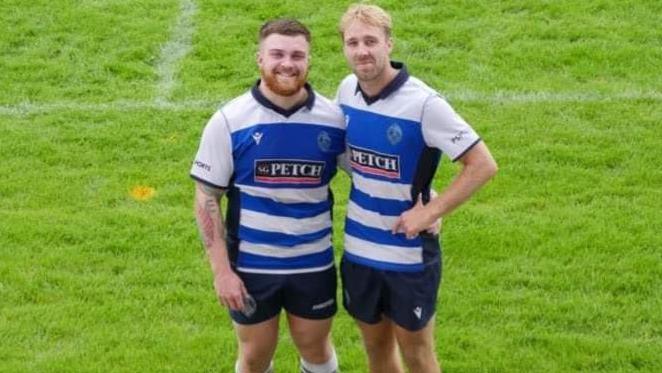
[251,80,315,117]
[355,61,409,105]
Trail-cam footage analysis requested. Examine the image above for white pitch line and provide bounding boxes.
[154,0,197,105]
[0,91,660,117]
[446,90,662,104]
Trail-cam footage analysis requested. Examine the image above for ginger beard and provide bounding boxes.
[260,65,308,96]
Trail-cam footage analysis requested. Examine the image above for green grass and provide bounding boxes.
[1,0,660,371]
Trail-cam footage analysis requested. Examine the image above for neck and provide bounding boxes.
[258,83,307,110]
[358,64,399,97]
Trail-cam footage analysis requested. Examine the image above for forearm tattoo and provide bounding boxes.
[196,184,224,250]
[197,203,215,248]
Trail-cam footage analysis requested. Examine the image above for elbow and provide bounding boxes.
[479,157,498,183]
[487,158,498,178]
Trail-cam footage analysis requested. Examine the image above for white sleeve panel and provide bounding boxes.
[421,95,481,161]
[190,110,233,188]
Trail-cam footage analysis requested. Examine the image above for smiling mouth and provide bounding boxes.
[276,70,299,78]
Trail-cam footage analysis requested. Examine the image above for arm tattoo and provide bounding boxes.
[195,183,224,249]
[200,184,223,199]
[197,203,215,248]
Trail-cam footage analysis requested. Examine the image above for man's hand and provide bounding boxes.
[392,195,437,239]
[213,270,248,311]
[425,216,442,235]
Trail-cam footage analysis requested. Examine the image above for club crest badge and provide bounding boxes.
[387,123,402,145]
[317,131,331,152]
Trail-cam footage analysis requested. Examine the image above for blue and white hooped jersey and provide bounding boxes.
[191,82,345,274]
[336,62,481,272]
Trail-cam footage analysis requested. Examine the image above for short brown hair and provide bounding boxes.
[339,4,392,38]
[259,19,311,43]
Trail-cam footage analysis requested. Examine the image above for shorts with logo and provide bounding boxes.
[230,266,337,325]
[340,255,442,332]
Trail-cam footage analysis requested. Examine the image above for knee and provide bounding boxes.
[363,334,397,358]
[292,333,331,361]
[239,344,273,372]
[400,341,437,369]
[238,355,271,373]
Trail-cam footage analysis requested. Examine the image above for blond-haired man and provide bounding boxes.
[336,4,498,372]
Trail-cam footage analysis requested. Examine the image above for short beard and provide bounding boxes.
[261,67,308,96]
[354,65,383,82]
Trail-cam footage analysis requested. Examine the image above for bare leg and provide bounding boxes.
[393,315,440,373]
[356,317,404,373]
[234,315,279,373]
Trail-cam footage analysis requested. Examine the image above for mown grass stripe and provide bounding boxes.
[154,0,198,105]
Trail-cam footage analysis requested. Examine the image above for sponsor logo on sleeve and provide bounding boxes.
[194,160,211,172]
[254,159,325,184]
[349,145,400,179]
[451,130,469,144]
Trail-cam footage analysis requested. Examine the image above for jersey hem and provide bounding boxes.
[236,262,334,275]
[190,174,228,190]
[452,138,482,162]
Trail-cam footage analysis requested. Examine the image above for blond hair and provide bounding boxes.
[339,3,392,38]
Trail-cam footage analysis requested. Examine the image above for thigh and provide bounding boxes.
[355,317,398,350]
[234,315,280,361]
[341,258,384,324]
[355,317,404,372]
[392,315,436,350]
[384,260,441,331]
[286,312,333,347]
[230,271,283,325]
[283,266,337,319]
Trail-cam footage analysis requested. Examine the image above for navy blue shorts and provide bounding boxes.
[230,266,338,325]
[340,256,442,331]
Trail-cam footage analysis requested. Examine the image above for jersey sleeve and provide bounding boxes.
[336,149,352,175]
[421,95,481,162]
[190,110,233,188]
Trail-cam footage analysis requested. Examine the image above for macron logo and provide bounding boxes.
[252,132,263,145]
[413,306,423,320]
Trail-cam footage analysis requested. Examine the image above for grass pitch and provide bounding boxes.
[1,0,660,371]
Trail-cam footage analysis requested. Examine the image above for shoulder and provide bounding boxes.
[313,92,343,116]
[216,91,261,132]
[402,75,439,102]
[310,91,346,130]
[336,74,358,101]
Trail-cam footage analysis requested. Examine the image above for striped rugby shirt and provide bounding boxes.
[336,62,481,272]
[191,82,345,274]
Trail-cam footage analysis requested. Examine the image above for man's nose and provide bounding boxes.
[356,44,370,57]
[280,56,296,68]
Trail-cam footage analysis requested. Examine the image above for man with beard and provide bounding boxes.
[191,19,344,373]
[335,4,498,373]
